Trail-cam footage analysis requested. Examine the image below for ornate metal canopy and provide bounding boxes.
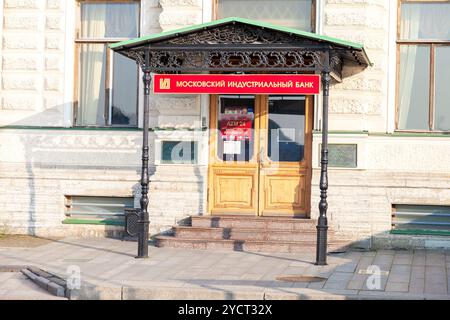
[110,17,371,82]
[111,17,371,263]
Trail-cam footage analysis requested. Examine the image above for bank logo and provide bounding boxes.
[160,78,171,90]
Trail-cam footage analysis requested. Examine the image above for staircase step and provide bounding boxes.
[155,236,350,254]
[191,215,317,230]
[174,226,334,242]
[229,228,329,242]
[174,227,228,240]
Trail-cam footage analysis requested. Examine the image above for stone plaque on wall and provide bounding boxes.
[319,144,357,168]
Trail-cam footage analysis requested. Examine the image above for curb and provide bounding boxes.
[16,266,450,301]
[67,284,450,300]
[21,267,67,298]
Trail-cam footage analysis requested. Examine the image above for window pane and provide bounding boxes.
[400,3,450,41]
[434,46,450,131]
[111,53,138,126]
[78,44,107,126]
[217,0,312,31]
[218,96,255,162]
[81,2,139,38]
[268,96,305,162]
[398,45,430,130]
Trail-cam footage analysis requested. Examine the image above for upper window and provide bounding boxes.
[397,0,450,132]
[215,0,315,32]
[75,1,140,127]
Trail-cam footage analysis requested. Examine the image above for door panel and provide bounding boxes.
[259,95,312,217]
[208,95,260,215]
[210,166,258,214]
[208,94,312,216]
[259,168,308,215]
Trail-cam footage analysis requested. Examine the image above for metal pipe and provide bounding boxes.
[137,49,151,259]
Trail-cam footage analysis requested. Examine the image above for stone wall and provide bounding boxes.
[308,0,450,248]
[0,0,448,249]
[0,0,67,126]
[147,0,209,234]
[311,132,450,247]
[0,0,208,237]
[0,128,207,236]
[323,0,390,132]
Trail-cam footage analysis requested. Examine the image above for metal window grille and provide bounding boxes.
[65,196,134,221]
[392,205,450,233]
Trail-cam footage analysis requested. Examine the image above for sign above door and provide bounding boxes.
[153,74,320,95]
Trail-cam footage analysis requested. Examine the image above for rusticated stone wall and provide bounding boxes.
[307,1,450,248]
[323,0,389,132]
[0,0,67,126]
[0,0,208,237]
[0,1,449,250]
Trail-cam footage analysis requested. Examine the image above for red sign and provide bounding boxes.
[153,74,320,95]
[220,116,253,141]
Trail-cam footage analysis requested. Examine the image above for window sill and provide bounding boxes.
[391,131,450,138]
[63,218,124,226]
[0,126,141,131]
[391,229,450,237]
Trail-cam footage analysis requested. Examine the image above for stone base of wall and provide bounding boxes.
[372,232,450,250]
[1,223,125,239]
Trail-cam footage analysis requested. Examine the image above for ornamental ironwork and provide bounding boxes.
[124,49,330,73]
[163,24,316,46]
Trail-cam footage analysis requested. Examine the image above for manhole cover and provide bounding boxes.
[275,275,327,283]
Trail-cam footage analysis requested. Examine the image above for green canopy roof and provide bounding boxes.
[110,17,371,73]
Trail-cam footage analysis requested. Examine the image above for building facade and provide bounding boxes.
[0,0,449,249]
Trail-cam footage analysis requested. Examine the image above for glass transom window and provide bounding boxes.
[216,0,314,31]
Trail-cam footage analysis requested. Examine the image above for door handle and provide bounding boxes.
[259,146,264,163]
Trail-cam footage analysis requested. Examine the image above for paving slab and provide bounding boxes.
[0,272,66,300]
[1,237,450,300]
[385,282,409,293]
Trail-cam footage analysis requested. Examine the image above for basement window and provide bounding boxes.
[392,205,450,235]
[65,196,134,222]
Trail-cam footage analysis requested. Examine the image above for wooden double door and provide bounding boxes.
[208,94,313,217]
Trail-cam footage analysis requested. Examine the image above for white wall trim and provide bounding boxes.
[316,0,324,35]
[0,0,4,66]
[202,0,213,23]
[63,0,76,127]
[387,0,398,133]
[314,0,324,131]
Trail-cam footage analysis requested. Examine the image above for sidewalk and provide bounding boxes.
[1,237,449,300]
[0,269,66,300]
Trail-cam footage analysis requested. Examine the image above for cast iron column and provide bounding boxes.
[316,69,331,266]
[137,49,151,259]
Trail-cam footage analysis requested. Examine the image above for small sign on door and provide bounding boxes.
[223,141,241,154]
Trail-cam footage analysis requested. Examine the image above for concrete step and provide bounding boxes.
[191,215,317,230]
[229,228,327,242]
[173,226,332,242]
[155,236,350,253]
[174,226,228,240]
